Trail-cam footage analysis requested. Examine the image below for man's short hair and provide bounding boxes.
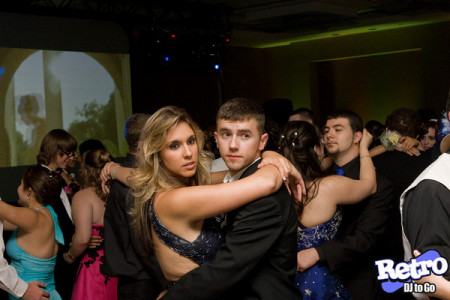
[326,110,363,134]
[385,108,421,138]
[290,108,314,123]
[124,113,151,152]
[216,98,265,135]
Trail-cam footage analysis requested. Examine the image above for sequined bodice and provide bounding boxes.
[297,208,342,250]
[295,208,351,299]
[150,197,225,265]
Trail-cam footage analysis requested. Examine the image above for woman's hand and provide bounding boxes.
[399,136,419,152]
[63,251,75,264]
[394,136,420,156]
[259,150,292,180]
[100,162,120,182]
[359,129,373,151]
[100,162,120,194]
[259,151,306,201]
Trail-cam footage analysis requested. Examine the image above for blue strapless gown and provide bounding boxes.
[6,205,64,300]
[296,208,352,299]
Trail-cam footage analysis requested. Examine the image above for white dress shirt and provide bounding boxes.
[0,221,28,298]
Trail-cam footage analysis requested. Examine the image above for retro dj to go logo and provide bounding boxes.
[375,250,448,294]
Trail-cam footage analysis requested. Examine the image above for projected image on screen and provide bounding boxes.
[0,48,132,167]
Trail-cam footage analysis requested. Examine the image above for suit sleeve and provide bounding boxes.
[316,174,393,273]
[403,180,450,279]
[162,194,285,299]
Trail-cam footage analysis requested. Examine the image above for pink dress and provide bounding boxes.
[71,224,118,300]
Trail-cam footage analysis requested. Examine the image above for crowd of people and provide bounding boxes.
[0,95,448,300]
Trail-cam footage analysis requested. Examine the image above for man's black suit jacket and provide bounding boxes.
[102,153,166,298]
[315,156,393,300]
[163,159,301,300]
[52,179,76,300]
[372,150,432,263]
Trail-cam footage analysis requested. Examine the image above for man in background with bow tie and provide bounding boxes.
[297,110,395,300]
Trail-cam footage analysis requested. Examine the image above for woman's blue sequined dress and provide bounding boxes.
[296,208,352,299]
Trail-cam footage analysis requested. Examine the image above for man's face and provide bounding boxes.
[215,118,268,176]
[323,117,359,156]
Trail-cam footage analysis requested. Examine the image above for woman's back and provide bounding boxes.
[15,206,58,259]
[73,187,106,225]
[150,192,225,282]
[6,205,63,299]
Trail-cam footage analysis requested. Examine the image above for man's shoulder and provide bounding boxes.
[105,181,133,215]
[373,150,430,166]
[239,160,259,178]
[407,179,450,199]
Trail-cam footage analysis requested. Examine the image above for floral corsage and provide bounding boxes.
[380,130,401,151]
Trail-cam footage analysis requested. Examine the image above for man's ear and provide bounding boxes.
[353,131,362,144]
[259,133,269,151]
[214,131,218,143]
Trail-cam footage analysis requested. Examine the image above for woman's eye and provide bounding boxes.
[187,137,196,145]
[169,143,180,150]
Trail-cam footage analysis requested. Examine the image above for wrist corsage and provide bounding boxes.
[380,130,401,151]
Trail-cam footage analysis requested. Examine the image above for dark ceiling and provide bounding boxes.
[1,0,449,47]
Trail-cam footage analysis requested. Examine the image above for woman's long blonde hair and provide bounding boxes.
[129,106,212,253]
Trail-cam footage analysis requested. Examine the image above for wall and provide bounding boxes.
[222,21,450,126]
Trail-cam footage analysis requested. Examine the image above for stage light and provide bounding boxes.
[225,38,231,43]
[214,64,220,70]
[165,56,170,62]
[171,34,176,38]
[0,67,4,75]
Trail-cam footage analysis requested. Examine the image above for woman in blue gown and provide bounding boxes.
[0,165,63,299]
[278,121,376,299]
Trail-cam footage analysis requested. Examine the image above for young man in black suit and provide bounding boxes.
[102,113,166,300]
[296,110,394,300]
[372,108,432,266]
[162,98,301,299]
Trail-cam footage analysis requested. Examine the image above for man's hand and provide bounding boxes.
[157,289,168,300]
[413,250,450,298]
[297,248,319,272]
[22,281,49,300]
[88,235,103,248]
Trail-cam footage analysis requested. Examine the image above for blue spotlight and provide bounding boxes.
[165,56,170,62]
[214,64,220,70]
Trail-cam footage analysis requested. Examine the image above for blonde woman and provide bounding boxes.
[101,106,301,286]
